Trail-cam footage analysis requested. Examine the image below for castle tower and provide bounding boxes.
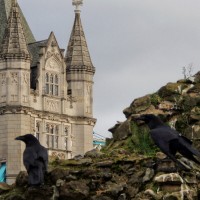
[0,0,31,184]
[0,0,96,184]
[65,0,96,156]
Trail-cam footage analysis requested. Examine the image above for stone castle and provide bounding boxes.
[0,0,96,184]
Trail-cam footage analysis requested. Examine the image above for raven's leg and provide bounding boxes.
[157,142,190,171]
[165,152,190,171]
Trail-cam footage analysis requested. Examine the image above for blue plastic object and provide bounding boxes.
[0,163,6,182]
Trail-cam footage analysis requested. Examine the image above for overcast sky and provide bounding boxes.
[18,0,200,138]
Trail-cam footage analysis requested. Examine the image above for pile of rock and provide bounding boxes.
[2,74,200,200]
[110,72,200,150]
[1,149,200,200]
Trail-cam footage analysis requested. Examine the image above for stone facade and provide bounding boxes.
[0,0,96,184]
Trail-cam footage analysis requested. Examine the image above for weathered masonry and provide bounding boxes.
[0,0,96,184]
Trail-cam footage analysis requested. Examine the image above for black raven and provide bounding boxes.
[135,114,200,170]
[15,134,48,186]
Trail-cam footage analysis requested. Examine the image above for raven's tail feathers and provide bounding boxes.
[178,142,200,164]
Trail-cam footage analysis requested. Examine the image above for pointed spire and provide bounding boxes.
[65,0,95,74]
[0,0,35,45]
[0,0,30,59]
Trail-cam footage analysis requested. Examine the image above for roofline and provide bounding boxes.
[28,39,48,45]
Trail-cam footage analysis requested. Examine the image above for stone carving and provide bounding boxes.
[87,84,92,94]
[23,109,29,115]
[86,84,92,114]
[23,95,28,103]
[67,96,77,108]
[35,121,41,133]
[11,109,17,114]
[51,41,56,48]
[47,51,52,59]
[51,151,65,159]
[31,117,35,132]
[46,50,60,60]
[23,72,29,84]
[11,94,18,102]
[87,119,92,125]
[11,72,18,84]
[46,57,60,72]
[0,109,5,115]
[1,96,6,102]
[33,95,37,103]
[48,115,55,120]
[45,98,59,112]
[1,73,6,85]
[73,0,83,11]
[55,53,60,59]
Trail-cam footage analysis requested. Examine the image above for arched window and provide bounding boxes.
[45,73,49,94]
[64,127,68,136]
[36,122,40,132]
[46,123,59,149]
[55,125,59,149]
[64,126,69,150]
[55,75,58,84]
[50,125,54,148]
[46,124,50,147]
[36,121,40,140]
[45,73,59,96]
[55,75,59,96]
[46,73,49,82]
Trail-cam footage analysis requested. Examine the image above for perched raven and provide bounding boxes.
[135,114,200,170]
[15,134,48,186]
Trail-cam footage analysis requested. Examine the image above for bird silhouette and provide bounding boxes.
[135,114,200,170]
[15,134,48,186]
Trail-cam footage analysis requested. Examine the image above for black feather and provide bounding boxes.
[135,114,200,170]
[15,134,48,186]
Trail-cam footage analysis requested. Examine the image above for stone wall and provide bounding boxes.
[1,149,200,199]
[0,113,31,185]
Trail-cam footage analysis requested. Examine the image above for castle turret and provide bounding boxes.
[0,0,35,45]
[0,0,31,184]
[0,0,31,106]
[65,0,96,155]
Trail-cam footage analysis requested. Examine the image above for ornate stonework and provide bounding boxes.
[1,73,6,85]
[45,98,60,112]
[46,57,61,72]
[23,72,29,84]
[0,0,96,185]
[11,72,18,84]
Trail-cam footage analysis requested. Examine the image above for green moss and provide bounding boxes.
[125,122,158,156]
[150,93,162,107]
[0,188,25,200]
[178,96,197,112]
[130,95,151,113]
[175,114,190,134]
[111,164,123,173]
[158,82,188,98]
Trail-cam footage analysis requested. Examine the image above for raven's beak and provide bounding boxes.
[15,136,24,141]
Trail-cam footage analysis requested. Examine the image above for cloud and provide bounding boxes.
[18,0,200,138]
